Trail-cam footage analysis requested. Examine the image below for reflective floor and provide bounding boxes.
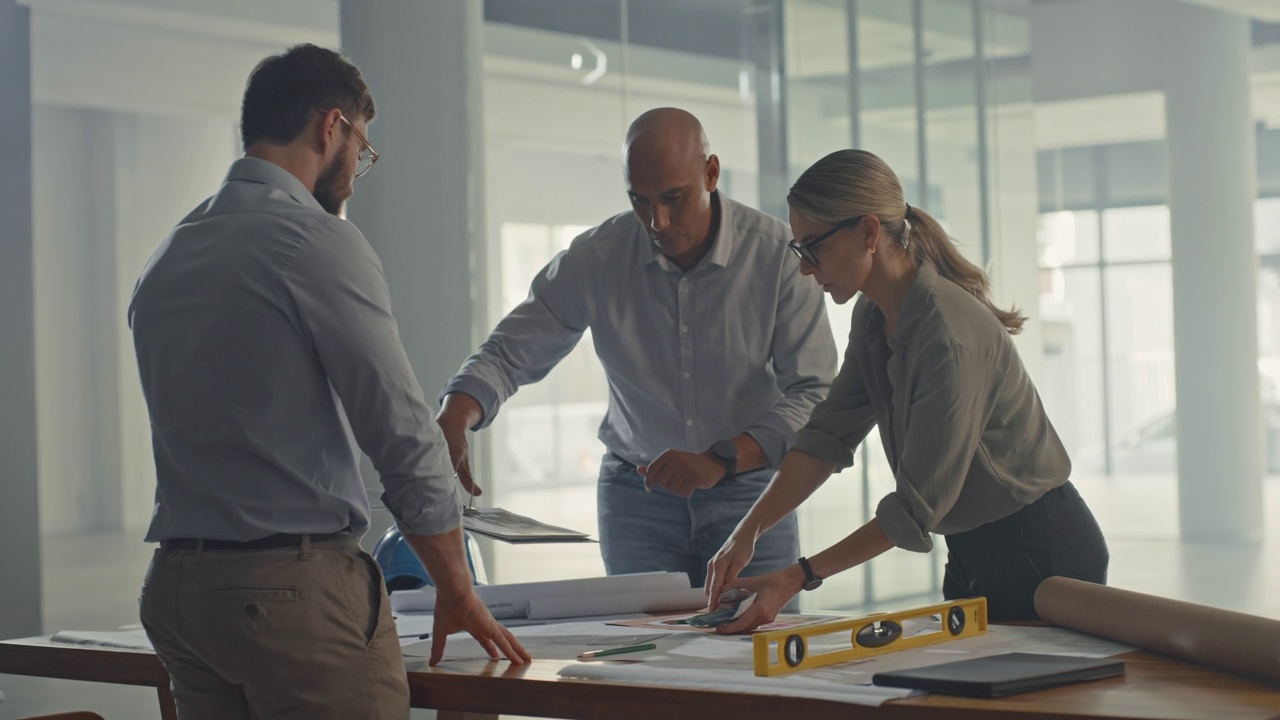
[3,474,1278,719]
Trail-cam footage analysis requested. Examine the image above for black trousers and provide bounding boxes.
[942,481,1109,621]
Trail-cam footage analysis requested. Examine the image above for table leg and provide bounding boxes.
[157,686,178,720]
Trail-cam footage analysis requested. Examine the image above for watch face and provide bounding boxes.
[804,577,824,591]
[712,439,737,459]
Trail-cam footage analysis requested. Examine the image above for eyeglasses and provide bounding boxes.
[788,215,864,267]
[316,108,379,178]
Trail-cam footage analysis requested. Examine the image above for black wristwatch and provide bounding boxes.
[798,556,823,591]
[708,439,738,481]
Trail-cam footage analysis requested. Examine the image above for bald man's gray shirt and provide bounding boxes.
[442,191,837,470]
[130,157,461,543]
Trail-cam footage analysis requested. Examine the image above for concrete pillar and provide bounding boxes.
[339,0,487,401]
[339,2,489,559]
[1165,3,1263,541]
[0,0,42,638]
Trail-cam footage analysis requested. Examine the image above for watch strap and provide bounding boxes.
[709,440,737,481]
[798,556,823,591]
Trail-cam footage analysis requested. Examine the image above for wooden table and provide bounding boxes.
[2,636,1279,720]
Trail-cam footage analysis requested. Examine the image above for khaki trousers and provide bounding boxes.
[140,535,409,720]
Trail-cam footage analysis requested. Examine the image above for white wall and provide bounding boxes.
[32,107,115,534]
[32,107,237,536]
[25,0,334,536]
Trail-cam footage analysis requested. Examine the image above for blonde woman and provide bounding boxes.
[704,149,1108,627]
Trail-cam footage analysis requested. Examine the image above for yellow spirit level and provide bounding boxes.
[752,597,988,677]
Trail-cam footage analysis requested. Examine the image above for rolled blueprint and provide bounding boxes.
[1035,576,1280,683]
[526,587,708,620]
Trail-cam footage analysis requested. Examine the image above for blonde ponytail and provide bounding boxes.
[788,149,1026,334]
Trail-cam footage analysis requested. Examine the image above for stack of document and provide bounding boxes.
[390,571,707,620]
[462,507,593,543]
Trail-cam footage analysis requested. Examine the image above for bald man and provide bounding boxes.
[437,108,836,587]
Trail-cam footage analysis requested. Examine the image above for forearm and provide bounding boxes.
[402,526,476,601]
[438,392,484,430]
[735,450,836,541]
[805,518,895,584]
[730,433,768,473]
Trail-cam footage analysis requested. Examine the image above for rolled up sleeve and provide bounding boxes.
[744,253,838,466]
[875,344,996,552]
[440,248,589,430]
[789,338,877,470]
[284,221,461,537]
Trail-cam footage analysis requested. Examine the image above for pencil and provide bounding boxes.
[576,642,657,660]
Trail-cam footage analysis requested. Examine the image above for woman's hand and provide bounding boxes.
[713,564,806,634]
[704,530,757,609]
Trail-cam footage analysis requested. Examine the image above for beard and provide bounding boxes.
[313,142,352,216]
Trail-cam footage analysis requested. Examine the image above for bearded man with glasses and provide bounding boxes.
[129,44,527,720]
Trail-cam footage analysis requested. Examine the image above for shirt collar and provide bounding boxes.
[225,157,327,214]
[638,190,734,270]
[868,261,939,345]
[890,261,938,344]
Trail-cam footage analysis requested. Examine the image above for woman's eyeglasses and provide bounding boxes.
[788,215,864,266]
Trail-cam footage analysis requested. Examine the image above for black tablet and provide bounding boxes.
[871,652,1126,698]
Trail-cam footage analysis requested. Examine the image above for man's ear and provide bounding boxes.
[705,154,721,193]
[315,108,343,155]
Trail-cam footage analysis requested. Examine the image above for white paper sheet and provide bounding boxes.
[559,663,918,707]
[555,623,1133,706]
[403,619,694,660]
[51,628,154,650]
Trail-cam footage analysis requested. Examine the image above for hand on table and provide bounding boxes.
[430,590,531,666]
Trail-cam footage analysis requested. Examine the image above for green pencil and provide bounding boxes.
[576,642,657,660]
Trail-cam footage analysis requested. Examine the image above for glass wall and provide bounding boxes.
[1036,143,1178,537]
[1035,114,1280,541]
[476,0,1037,611]
[479,0,771,584]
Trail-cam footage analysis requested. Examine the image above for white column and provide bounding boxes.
[339,0,487,401]
[1165,2,1263,541]
[339,2,489,558]
[0,0,43,638]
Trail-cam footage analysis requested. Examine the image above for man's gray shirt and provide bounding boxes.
[442,192,837,467]
[129,157,461,542]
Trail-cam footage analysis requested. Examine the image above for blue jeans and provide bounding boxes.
[597,452,800,588]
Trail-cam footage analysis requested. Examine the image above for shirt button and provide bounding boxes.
[686,419,694,427]
[683,372,691,379]
[681,325,688,332]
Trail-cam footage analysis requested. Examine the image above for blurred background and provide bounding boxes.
[2,0,1278,715]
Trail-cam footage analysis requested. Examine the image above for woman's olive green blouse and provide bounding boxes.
[791,262,1071,552]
